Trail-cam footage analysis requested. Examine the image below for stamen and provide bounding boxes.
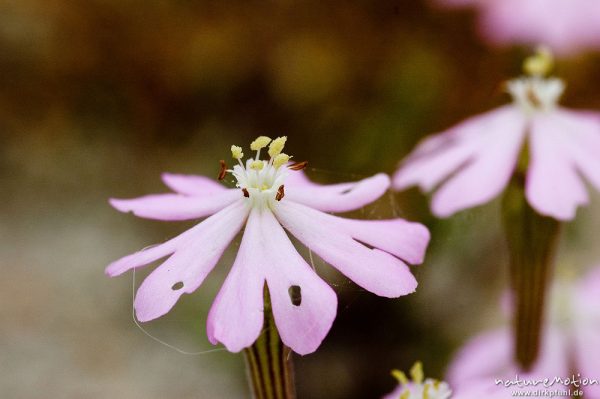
[242,188,250,198]
[268,136,287,158]
[275,185,285,201]
[250,160,264,170]
[231,145,243,160]
[391,369,409,385]
[273,153,290,168]
[410,361,424,385]
[526,88,542,108]
[288,161,308,171]
[523,46,554,77]
[250,136,272,151]
[218,160,228,180]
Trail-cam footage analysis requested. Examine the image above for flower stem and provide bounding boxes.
[244,287,296,399]
[502,172,561,370]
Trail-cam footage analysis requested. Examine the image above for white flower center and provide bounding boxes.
[507,76,565,115]
[232,158,288,210]
[225,136,304,211]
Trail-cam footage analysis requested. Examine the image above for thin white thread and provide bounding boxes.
[131,267,225,356]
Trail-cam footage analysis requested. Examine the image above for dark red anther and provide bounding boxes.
[218,160,228,180]
[288,161,308,171]
[242,188,250,198]
[276,185,285,201]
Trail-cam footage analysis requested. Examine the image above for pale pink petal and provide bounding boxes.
[430,108,525,217]
[478,0,586,56]
[573,326,600,397]
[284,169,316,187]
[334,217,430,265]
[446,329,513,389]
[285,173,390,213]
[133,201,249,322]
[107,236,181,277]
[109,189,241,221]
[274,201,418,297]
[393,106,526,217]
[161,172,227,196]
[526,113,589,220]
[553,110,600,191]
[205,210,266,352]
[447,328,569,391]
[258,210,337,355]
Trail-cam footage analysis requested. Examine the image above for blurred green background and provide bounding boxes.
[2,0,600,398]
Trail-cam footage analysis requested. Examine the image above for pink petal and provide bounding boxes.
[259,210,338,355]
[109,189,241,221]
[107,237,180,277]
[285,173,390,213]
[393,106,526,217]
[274,201,418,297]
[133,201,249,322]
[447,328,569,391]
[329,215,430,265]
[446,329,513,389]
[526,113,589,221]
[478,0,600,56]
[554,110,600,192]
[573,326,600,397]
[205,210,267,353]
[161,172,228,196]
[430,107,525,217]
[206,225,265,352]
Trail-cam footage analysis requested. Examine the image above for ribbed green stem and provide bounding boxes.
[502,173,561,370]
[244,287,296,399]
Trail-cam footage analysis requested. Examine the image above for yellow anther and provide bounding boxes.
[231,145,244,160]
[423,383,431,399]
[399,391,410,399]
[273,153,290,168]
[523,47,554,77]
[250,160,264,170]
[250,136,272,151]
[268,136,287,158]
[410,361,424,385]
[391,369,409,386]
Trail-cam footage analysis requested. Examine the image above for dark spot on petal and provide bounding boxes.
[171,282,184,291]
[341,188,353,194]
[288,285,302,306]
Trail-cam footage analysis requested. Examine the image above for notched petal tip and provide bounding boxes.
[108,198,134,213]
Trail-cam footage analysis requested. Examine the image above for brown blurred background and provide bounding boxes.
[2,0,600,398]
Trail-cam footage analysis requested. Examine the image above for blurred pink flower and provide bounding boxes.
[107,137,430,355]
[447,267,600,398]
[393,68,600,220]
[434,0,600,56]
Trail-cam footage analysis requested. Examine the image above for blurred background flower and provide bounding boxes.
[2,0,600,398]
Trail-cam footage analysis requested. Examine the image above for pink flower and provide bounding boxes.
[107,137,430,355]
[435,0,600,56]
[393,53,600,221]
[446,267,600,398]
